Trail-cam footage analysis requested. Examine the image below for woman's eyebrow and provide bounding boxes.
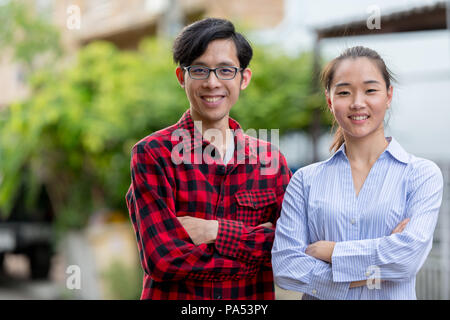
[364,80,381,85]
[334,80,381,88]
[334,82,351,88]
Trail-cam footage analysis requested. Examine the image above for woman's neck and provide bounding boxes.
[344,131,389,166]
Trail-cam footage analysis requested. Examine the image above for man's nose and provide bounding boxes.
[202,70,221,88]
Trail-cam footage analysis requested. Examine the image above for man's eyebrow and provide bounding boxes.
[191,60,237,67]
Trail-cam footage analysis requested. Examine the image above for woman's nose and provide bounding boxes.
[351,91,366,109]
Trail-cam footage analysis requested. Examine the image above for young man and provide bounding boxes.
[126,18,291,300]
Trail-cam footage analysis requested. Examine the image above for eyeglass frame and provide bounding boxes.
[183,65,244,80]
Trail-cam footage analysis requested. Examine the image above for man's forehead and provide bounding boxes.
[192,39,239,66]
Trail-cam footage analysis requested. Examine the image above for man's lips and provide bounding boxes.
[200,95,226,106]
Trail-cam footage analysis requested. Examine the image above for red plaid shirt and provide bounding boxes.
[126,110,291,300]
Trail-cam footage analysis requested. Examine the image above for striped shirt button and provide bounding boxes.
[351,218,356,225]
[312,289,317,295]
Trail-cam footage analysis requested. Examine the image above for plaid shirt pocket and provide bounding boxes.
[235,189,277,226]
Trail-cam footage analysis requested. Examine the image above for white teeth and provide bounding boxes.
[204,97,222,103]
[350,115,369,121]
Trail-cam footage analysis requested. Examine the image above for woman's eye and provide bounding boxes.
[337,91,349,96]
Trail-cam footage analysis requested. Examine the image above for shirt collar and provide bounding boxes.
[327,136,410,164]
[384,137,410,164]
[175,109,257,160]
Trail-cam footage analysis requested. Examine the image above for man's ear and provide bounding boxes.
[176,66,185,88]
[240,68,252,90]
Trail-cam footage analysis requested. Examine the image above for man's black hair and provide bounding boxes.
[173,18,253,69]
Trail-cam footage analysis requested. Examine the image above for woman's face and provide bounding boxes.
[326,57,393,141]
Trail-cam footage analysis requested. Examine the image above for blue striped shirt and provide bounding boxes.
[272,137,444,299]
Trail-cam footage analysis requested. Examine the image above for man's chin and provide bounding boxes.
[191,108,230,125]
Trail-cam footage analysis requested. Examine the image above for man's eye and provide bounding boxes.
[219,68,234,74]
[366,89,378,93]
[191,67,208,74]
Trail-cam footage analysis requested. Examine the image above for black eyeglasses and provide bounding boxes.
[183,66,243,80]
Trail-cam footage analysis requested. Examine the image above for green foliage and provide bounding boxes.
[102,259,142,300]
[232,47,331,135]
[0,0,61,71]
[0,37,331,228]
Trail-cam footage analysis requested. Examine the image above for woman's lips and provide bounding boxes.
[349,114,370,124]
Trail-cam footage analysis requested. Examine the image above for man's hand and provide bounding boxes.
[177,216,219,245]
[258,222,273,229]
[305,240,335,263]
[178,217,274,246]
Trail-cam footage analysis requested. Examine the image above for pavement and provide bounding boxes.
[275,285,304,300]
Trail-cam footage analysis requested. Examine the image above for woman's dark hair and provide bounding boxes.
[173,18,253,69]
[320,46,396,152]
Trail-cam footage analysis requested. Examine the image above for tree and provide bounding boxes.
[0,0,61,72]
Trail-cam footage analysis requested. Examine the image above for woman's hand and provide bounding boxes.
[305,218,410,264]
[305,240,336,263]
[391,218,410,234]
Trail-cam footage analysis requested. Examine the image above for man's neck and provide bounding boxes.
[191,112,232,158]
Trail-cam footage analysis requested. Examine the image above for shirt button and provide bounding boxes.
[351,219,356,225]
[312,289,317,295]
[365,271,371,277]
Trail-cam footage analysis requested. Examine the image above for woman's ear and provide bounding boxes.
[240,68,252,90]
[386,85,393,108]
[176,66,185,88]
[325,90,333,112]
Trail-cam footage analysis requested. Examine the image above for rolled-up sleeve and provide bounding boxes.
[332,160,444,283]
[272,170,350,300]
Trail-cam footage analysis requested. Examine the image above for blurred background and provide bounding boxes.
[0,0,448,300]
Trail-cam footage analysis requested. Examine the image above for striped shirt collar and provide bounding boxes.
[329,136,410,164]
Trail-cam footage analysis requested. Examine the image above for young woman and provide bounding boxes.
[272,46,444,299]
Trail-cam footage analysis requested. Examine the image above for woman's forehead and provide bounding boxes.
[333,57,384,82]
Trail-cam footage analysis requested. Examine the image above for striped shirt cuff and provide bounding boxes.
[332,239,377,282]
[275,261,350,300]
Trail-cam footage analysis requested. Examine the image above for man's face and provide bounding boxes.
[176,39,252,127]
